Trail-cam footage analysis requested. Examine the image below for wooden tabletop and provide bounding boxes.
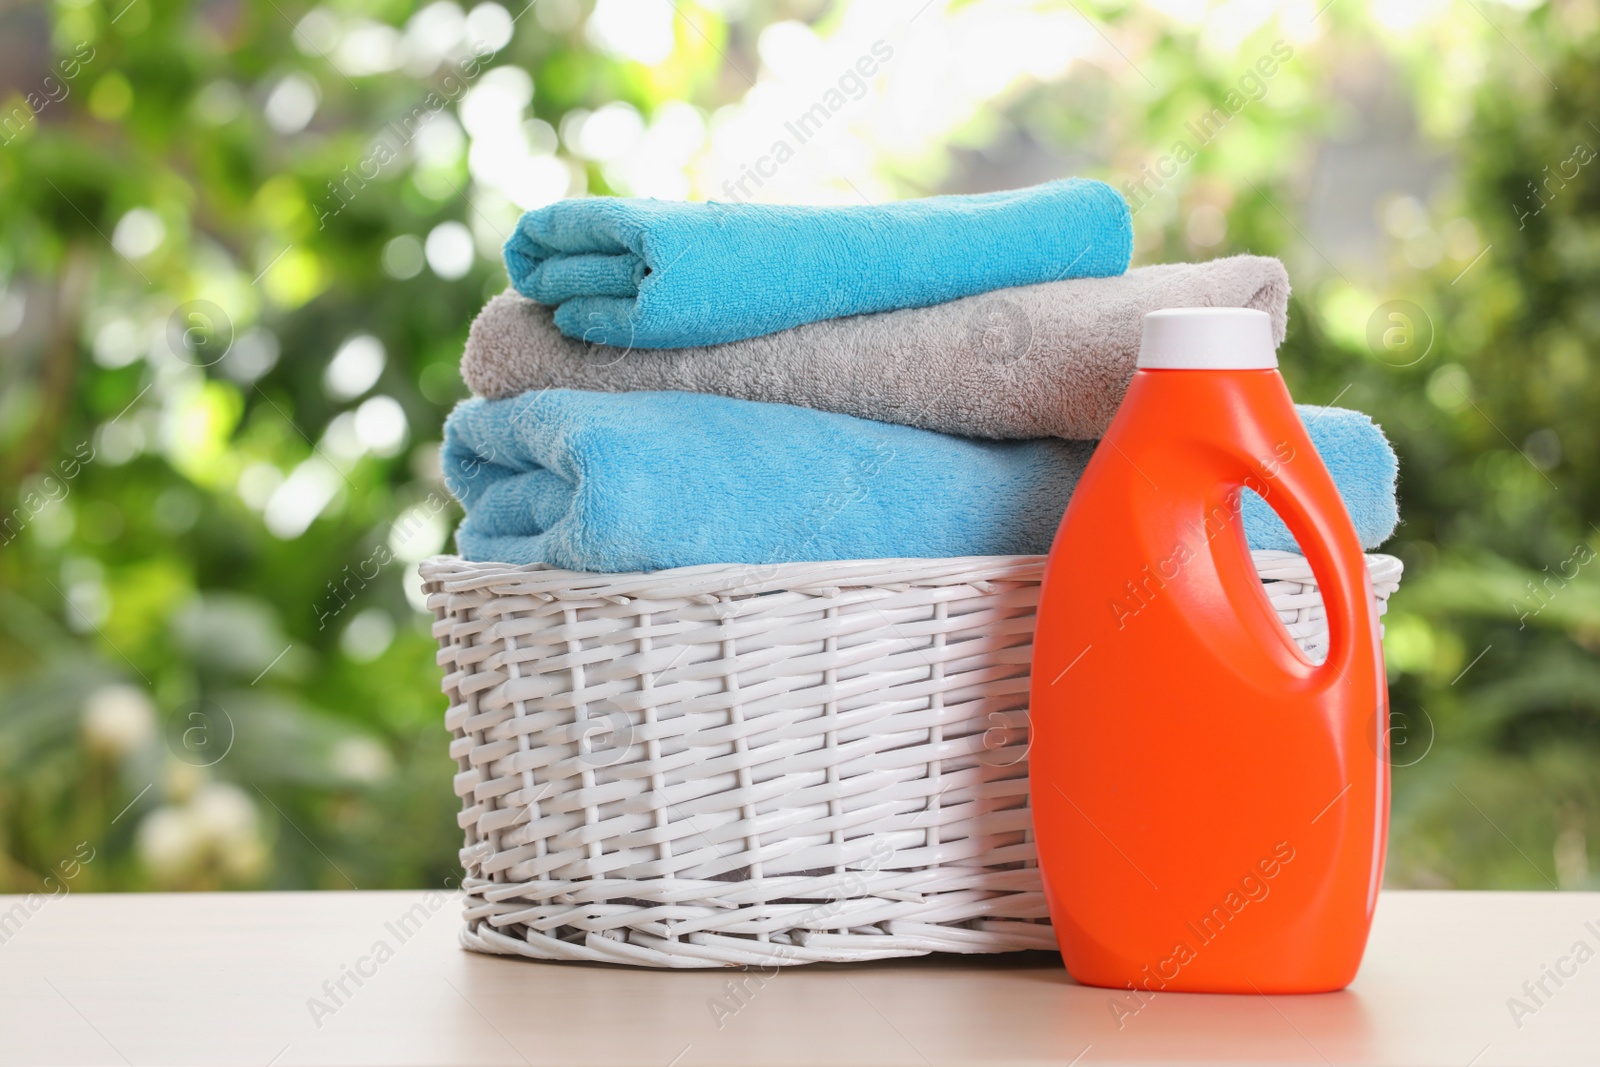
[1,889,1596,1066]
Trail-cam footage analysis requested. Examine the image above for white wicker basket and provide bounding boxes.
[423,549,1401,969]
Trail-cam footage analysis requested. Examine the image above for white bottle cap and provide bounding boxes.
[1137,307,1278,370]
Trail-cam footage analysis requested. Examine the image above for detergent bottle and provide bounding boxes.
[1029,307,1387,995]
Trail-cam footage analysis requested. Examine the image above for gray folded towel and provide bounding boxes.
[461,254,1289,440]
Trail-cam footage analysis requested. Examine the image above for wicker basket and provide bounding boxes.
[423,549,1402,969]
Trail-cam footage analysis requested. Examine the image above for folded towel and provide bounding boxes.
[502,179,1133,349]
[442,391,1397,572]
[463,256,1287,441]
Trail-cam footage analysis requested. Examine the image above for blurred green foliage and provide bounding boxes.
[0,0,1595,894]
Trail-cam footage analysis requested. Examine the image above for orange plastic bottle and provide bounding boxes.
[1029,307,1387,995]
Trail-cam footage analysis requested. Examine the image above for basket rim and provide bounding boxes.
[419,550,1402,601]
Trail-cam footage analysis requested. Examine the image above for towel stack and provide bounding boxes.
[442,180,1398,573]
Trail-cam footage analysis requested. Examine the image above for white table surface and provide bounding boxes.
[1,890,1596,1066]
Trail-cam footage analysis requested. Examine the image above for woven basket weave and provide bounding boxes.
[423,549,1402,969]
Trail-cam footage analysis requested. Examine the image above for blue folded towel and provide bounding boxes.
[503,179,1133,349]
[442,391,1397,572]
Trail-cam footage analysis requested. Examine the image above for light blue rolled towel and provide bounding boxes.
[503,179,1133,349]
[442,391,1397,572]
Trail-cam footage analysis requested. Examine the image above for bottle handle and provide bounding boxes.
[1221,422,1374,689]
